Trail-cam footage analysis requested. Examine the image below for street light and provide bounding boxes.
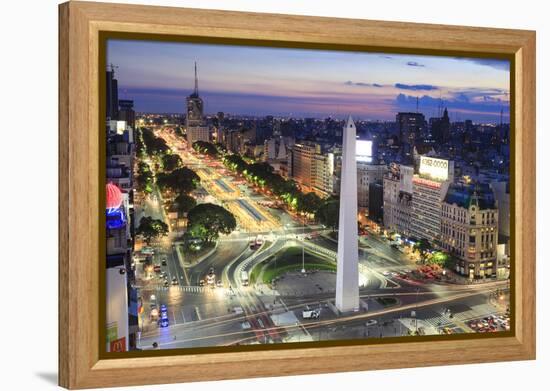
[301,212,306,274]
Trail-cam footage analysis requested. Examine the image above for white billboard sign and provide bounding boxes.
[419,156,449,181]
[356,140,373,163]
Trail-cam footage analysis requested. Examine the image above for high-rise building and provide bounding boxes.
[355,139,386,210]
[118,99,135,129]
[368,181,384,223]
[263,136,294,175]
[106,65,119,120]
[226,129,242,154]
[383,164,414,235]
[490,181,511,277]
[105,69,137,352]
[410,156,454,243]
[357,162,386,210]
[441,183,498,279]
[396,112,425,145]
[291,142,334,197]
[489,181,510,240]
[186,62,210,145]
[429,108,450,144]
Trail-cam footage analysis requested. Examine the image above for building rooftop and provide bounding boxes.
[444,182,496,210]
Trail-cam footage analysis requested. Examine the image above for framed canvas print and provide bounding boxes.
[58,1,536,389]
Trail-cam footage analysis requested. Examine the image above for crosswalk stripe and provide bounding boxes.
[146,284,238,294]
[423,303,504,329]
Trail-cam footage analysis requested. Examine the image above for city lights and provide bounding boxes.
[105,40,511,353]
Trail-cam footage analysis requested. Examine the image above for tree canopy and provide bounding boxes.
[186,203,236,243]
[192,141,219,157]
[316,197,339,231]
[428,251,453,268]
[174,193,197,216]
[222,153,303,209]
[156,166,200,194]
[414,238,433,263]
[136,161,154,193]
[141,128,170,156]
[223,154,248,172]
[136,216,168,245]
[296,192,322,215]
[161,153,183,172]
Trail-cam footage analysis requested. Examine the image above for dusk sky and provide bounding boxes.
[107,39,510,122]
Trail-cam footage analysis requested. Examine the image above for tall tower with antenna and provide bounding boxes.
[193,61,199,97]
[186,61,209,144]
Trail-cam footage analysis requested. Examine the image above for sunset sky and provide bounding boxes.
[107,39,510,122]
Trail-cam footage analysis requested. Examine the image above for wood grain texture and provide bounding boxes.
[58,1,536,389]
[58,3,70,387]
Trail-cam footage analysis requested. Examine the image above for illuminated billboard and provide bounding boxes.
[419,156,450,181]
[356,140,373,163]
[116,120,127,134]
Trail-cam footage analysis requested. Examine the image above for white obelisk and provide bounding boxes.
[335,116,359,312]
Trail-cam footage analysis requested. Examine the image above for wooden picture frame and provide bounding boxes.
[59,1,536,389]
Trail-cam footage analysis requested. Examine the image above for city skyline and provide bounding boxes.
[105,37,511,353]
[107,39,510,122]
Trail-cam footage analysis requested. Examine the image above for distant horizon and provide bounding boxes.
[108,39,510,122]
[133,109,509,125]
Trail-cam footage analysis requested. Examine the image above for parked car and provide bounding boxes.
[365,319,378,326]
[302,309,320,319]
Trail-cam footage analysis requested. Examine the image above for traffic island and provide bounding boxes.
[175,241,217,268]
[251,246,336,287]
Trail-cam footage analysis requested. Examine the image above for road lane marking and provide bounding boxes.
[195,306,202,321]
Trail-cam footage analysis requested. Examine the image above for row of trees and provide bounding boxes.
[141,128,170,156]
[136,161,154,194]
[135,127,146,157]
[316,196,339,231]
[161,153,183,172]
[137,202,237,246]
[140,127,184,173]
[222,153,339,227]
[136,216,168,245]
[192,140,220,157]
[412,238,453,267]
[132,129,238,249]
[223,155,318,212]
[156,167,200,195]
